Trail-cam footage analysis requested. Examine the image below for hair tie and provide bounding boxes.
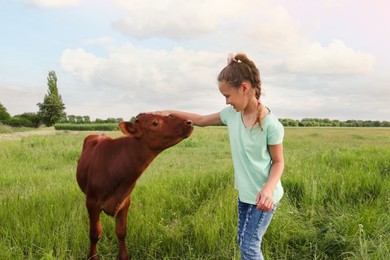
[227,53,237,65]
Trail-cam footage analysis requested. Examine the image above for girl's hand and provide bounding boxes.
[152,110,171,117]
[256,188,274,212]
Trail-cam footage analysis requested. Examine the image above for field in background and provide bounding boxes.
[0,127,389,259]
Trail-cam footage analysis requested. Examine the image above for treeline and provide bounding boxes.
[54,115,126,131]
[60,115,124,124]
[279,118,390,127]
[54,123,119,131]
[2,100,389,129]
[0,103,126,129]
[0,111,125,129]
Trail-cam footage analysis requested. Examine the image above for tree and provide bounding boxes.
[76,115,83,124]
[37,71,66,126]
[67,115,76,123]
[83,116,91,124]
[0,102,11,122]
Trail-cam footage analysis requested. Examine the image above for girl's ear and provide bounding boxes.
[240,81,251,94]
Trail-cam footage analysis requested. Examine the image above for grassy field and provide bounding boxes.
[0,127,389,259]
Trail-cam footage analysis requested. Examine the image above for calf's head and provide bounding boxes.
[119,113,193,150]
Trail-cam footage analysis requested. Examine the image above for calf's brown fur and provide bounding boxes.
[76,113,193,259]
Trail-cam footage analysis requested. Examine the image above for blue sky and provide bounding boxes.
[1,0,389,121]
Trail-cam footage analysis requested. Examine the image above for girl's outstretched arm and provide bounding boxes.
[154,110,221,127]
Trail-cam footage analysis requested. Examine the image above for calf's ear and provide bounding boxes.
[119,121,142,138]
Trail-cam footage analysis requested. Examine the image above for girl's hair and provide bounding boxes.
[217,53,263,129]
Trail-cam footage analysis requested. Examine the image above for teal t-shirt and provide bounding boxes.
[220,106,284,205]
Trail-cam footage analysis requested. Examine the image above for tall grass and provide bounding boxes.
[0,127,389,259]
[274,128,390,259]
[0,124,13,134]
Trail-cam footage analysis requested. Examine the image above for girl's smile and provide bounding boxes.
[219,81,245,112]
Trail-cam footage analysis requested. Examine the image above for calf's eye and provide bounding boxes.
[152,120,159,126]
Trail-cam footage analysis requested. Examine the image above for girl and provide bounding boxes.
[155,53,284,259]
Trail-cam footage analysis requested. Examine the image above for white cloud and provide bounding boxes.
[110,1,303,55]
[60,45,226,114]
[112,0,257,39]
[60,48,104,85]
[26,0,80,8]
[242,4,307,54]
[61,45,223,88]
[281,40,376,75]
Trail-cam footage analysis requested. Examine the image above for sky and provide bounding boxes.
[1,0,389,121]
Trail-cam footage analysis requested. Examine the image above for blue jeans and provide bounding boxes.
[237,199,278,260]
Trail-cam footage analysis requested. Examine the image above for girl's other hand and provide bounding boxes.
[256,189,274,212]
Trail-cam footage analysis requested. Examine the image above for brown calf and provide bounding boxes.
[76,113,193,259]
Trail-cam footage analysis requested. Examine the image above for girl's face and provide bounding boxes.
[218,81,247,112]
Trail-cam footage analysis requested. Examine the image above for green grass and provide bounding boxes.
[0,127,389,259]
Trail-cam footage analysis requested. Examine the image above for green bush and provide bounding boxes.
[3,117,34,127]
[15,113,41,128]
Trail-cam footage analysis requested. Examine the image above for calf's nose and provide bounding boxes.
[185,120,193,126]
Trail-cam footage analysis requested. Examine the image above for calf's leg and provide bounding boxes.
[115,197,131,260]
[86,198,102,260]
